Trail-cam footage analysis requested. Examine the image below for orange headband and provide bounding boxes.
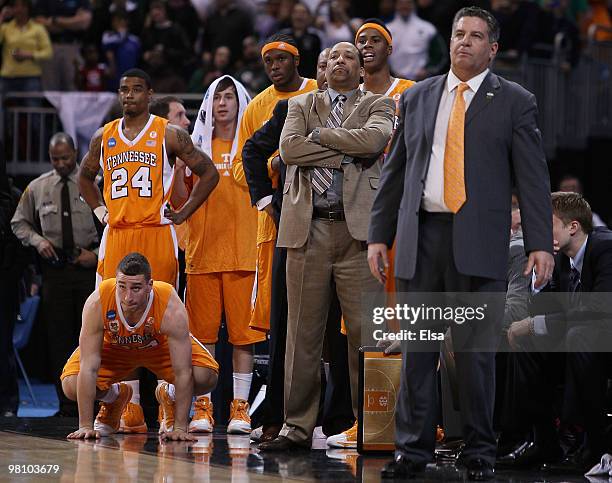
[261,41,299,58]
[355,23,393,47]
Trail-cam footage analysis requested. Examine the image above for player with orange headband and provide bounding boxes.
[355,18,415,117]
[231,34,317,343]
[326,19,416,451]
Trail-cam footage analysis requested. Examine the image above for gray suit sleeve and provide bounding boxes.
[503,240,531,328]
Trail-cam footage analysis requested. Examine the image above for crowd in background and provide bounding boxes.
[1,0,612,98]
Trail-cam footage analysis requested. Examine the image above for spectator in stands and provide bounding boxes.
[188,45,234,93]
[317,0,357,48]
[166,0,200,45]
[235,36,271,96]
[34,0,92,91]
[101,9,141,91]
[11,133,99,417]
[141,0,192,79]
[535,0,581,67]
[255,0,281,40]
[203,0,254,64]
[379,0,396,22]
[388,0,447,80]
[583,0,612,41]
[88,0,145,48]
[0,0,52,97]
[416,0,462,43]
[491,0,540,60]
[280,2,323,78]
[558,174,607,227]
[75,44,109,92]
[537,0,590,25]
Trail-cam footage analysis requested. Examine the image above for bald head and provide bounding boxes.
[49,132,77,178]
[317,48,331,89]
[49,132,76,151]
[326,42,364,91]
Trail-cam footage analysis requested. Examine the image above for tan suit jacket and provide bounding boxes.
[278,89,394,248]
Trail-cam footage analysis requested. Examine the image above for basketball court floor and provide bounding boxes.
[0,417,589,482]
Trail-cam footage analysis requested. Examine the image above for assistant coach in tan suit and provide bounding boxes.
[258,42,395,451]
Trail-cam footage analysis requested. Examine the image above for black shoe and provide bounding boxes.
[381,455,426,479]
[541,447,600,473]
[260,425,282,443]
[497,440,563,468]
[466,458,494,481]
[258,436,310,452]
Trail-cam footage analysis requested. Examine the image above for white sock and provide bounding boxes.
[233,373,252,401]
[125,380,140,404]
[167,383,176,401]
[197,393,212,401]
[100,383,119,403]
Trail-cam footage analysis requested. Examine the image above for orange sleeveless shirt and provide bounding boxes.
[100,115,173,228]
[99,278,173,351]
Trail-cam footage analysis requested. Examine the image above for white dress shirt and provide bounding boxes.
[422,68,490,213]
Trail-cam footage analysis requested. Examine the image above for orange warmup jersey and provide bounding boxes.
[384,78,415,155]
[100,115,174,228]
[183,138,257,274]
[384,78,414,294]
[232,78,318,188]
[230,78,318,332]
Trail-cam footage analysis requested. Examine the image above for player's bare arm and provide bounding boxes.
[67,290,104,439]
[160,290,196,442]
[164,124,219,225]
[78,127,108,224]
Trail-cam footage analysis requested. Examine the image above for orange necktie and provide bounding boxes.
[444,82,470,213]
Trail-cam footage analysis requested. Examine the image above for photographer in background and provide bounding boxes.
[11,132,98,417]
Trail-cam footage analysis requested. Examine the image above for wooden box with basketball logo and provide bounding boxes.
[357,347,402,453]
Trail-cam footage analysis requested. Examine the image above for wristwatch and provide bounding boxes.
[528,317,536,336]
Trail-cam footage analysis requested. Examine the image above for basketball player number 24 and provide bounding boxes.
[111,166,152,199]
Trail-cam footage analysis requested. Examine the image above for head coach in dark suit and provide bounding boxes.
[368,7,554,480]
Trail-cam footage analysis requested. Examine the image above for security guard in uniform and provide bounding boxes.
[12,132,99,415]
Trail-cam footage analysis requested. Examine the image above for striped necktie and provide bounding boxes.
[312,94,346,195]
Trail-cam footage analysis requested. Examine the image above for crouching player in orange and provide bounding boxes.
[62,253,219,441]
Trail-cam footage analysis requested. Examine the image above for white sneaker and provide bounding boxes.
[326,421,357,449]
[227,399,251,434]
[188,396,214,433]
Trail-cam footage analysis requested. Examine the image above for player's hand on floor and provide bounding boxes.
[160,429,197,442]
[67,427,100,439]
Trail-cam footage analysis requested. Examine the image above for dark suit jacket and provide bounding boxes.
[540,227,612,339]
[242,99,288,223]
[368,71,553,281]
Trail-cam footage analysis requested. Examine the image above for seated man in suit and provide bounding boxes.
[258,42,394,451]
[507,191,612,470]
